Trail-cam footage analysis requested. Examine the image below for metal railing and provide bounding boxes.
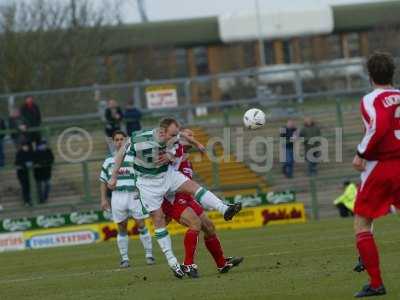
[0,59,371,124]
[0,157,264,216]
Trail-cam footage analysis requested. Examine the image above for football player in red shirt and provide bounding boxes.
[162,129,243,278]
[352,52,400,298]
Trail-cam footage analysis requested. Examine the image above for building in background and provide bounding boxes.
[97,0,400,100]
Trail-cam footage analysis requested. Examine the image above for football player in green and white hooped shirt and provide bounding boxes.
[108,118,242,278]
[100,130,154,268]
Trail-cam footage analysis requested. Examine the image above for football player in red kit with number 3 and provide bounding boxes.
[352,52,400,298]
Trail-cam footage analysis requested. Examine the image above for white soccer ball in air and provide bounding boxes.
[243,108,266,130]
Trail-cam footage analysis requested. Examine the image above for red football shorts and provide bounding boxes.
[354,160,400,219]
[162,193,204,222]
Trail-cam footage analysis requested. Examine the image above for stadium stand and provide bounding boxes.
[0,100,364,219]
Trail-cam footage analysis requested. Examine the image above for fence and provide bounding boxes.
[0,58,370,124]
[0,156,264,216]
[0,153,360,221]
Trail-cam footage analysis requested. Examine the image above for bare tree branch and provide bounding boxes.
[0,0,125,93]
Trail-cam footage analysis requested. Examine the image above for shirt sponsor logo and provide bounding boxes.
[177,198,187,205]
[27,230,98,249]
[0,232,25,252]
[117,168,131,175]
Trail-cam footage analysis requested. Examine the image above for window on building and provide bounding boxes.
[114,54,127,81]
[175,48,188,77]
[347,33,361,57]
[326,34,343,60]
[299,37,313,63]
[282,40,292,64]
[96,56,107,83]
[193,47,209,75]
[243,42,257,67]
[263,41,275,65]
[152,48,171,78]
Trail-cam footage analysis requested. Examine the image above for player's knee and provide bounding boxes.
[118,221,128,234]
[179,180,200,195]
[135,219,145,229]
[188,216,202,231]
[151,209,166,228]
[201,217,216,236]
[203,224,215,237]
[353,215,372,234]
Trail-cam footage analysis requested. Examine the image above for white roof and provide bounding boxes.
[218,0,334,42]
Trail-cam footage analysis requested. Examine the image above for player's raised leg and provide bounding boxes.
[177,179,242,221]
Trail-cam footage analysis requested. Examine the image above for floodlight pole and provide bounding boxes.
[255,0,266,66]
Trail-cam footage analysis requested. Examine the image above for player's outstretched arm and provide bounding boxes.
[108,142,128,190]
[180,131,205,153]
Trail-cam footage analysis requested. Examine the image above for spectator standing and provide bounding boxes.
[0,117,6,167]
[299,117,321,176]
[104,99,123,153]
[20,96,42,145]
[15,142,34,206]
[280,119,297,178]
[33,140,54,203]
[105,99,123,137]
[9,108,29,147]
[124,99,142,136]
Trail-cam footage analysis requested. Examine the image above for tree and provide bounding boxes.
[0,0,125,93]
[136,0,148,23]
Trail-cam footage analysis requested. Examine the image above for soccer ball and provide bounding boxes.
[243,108,266,130]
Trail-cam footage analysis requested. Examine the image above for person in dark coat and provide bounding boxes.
[0,117,6,167]
[124,99,142,136]
[104,99,123,138]
[280,119,297,178]
[15,142,35,206]
[20,96,42,145]
[8,108,30,147]
[299,117,322,176]
[33,140,54,203]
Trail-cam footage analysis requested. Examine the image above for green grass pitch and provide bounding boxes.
[0,216,399,300]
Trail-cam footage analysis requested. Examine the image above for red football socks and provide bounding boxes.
[184,229,199,265]
[204,234,225,268]
[356,231,383,288]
